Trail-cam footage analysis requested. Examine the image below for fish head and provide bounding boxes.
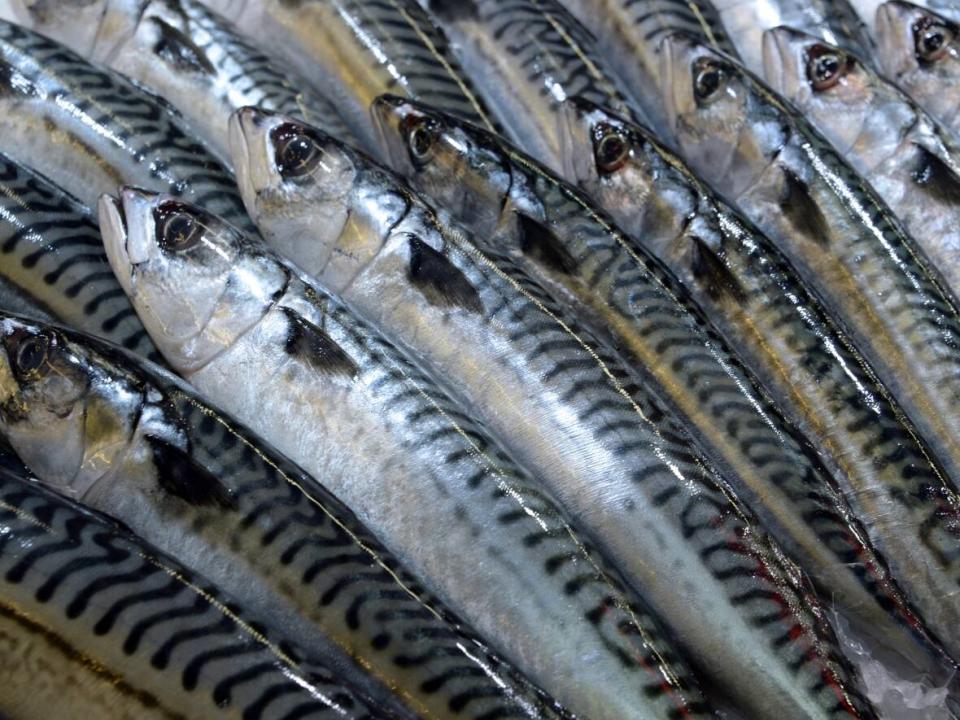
[228,106,364,278]
[763,27,875,150]
[877,1,959,81]
[99,187,287,375]
[0,314,124,498]
[660,32,786,197]
[372,94,512,237]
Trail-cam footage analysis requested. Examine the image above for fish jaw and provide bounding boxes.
[762,26,814,104]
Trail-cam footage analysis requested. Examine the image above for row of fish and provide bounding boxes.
[0,0,958,718]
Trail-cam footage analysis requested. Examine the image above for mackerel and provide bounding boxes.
[0,152,162,364]
[0,462,387,720]
[763,27,960,303]
[0,0,355,162]
[0,312,571,720]
[101,187,714,720]
[197,0,498,160]
[848,0,960,33]
[876,1,960,141]
[708,0,874,75]
[0,20,255,234]
[419,0,645,176]
[558,0,738,135]
[230,108,879,720]
[554,96,960,678]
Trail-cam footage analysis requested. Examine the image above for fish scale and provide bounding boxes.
[199,0,499,159]
[557,0,738,133]
[0,153,162,363]
[422,0,644,175]
[557,98,960,676]
[0,464,387,720]
[98,186,715,720]
[661,34,960,659]
[0,0,355,162]
[0,21,255,234]
[230,111,878,719]
[0,312,574,720]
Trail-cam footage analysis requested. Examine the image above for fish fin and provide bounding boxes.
[516,213,577,276]
[407,236,483,314]
[145,435,237,510]
[913,143,960,205]
[149,17,216,75]
[779,166,831,246]
[427,0,478,20]
[281,307,358,377]
[689,235,747,303]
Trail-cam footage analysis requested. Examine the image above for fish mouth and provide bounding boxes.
[370,94,416,171]
[229,106,277,216]
[98,192,136,300]
[761,27,805,98]
[99,186,161,300]
[658,32,695,138]
[557,97,602,184]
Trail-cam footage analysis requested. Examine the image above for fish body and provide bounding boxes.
[558,0,738,133]
[198,0,498,159]
[0,153,162,363]
[230,108,879,720]
[0,0,354,162]
[555,96,960,678]
[0,312,571,720]
[420,0,644,176]
[709,0,874,75]
[876,1,960,141]
[0,461,387,720]
[98,186,709,720]
[763,27,960,304]
[660,34,960,656]
[0,20,255,234]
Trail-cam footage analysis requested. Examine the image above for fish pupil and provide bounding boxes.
[595,129,628,174]
[408,122,435,161]
[281,137,315,174]
[693,60,725,102]
[914,17,954,61]
[15,335,48,375]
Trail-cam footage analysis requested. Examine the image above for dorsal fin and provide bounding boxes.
[779,166,831,246]
[913,144,960,205]
[149,17,216,76]
[689,235,747,303]
[282,307,358,377]
[427,0,478,20]
[517,213,576,276]
[145,435,237,510]
[407,236,483,314]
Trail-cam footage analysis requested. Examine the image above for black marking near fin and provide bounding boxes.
[427,0,478,20]
[913,144,960,205]
[689,235,747,303]
[281,307,358,377]
[145,435,237,510]
[780,166,831,246]
[407,236,483,314]
[517,213,576,276]
[150,17,216,76]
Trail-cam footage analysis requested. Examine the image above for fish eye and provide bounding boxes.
[272,123,321,178]
[805,45,850,91]
[404,117,438,166]
[593,124,630,174]
[693,58,727,104]
[913,16,955,63]
[155,202,203,252]
[10,330,55,380]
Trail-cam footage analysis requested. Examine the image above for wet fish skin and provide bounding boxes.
[100,185,716,720]
[763,26,960,304]
[0,459,388,720]
[197,0,498,160]
[557,0,738,134]
[0,312,572,720]
[420,0,644,176]
[231,107,880,720]
[660,33,960,653]
[876,1,960,141]
[555,95,960,677]
[0,153,163,364]
[707,0,874,76]
[0,20,256,234]
[0,0,355,163]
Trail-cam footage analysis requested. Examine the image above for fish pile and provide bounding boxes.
[1,1,959,719]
